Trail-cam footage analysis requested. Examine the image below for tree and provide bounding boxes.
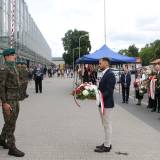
[119,44,139,57]
[127,44,139,57]
[118,49,128,55]
[152,40,160,59]
[139,40,160,65]
[139,47,155,66]
[62,29,91,65]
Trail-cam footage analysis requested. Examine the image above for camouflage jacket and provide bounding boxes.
[17,66,28,84]
[0,62,20,103]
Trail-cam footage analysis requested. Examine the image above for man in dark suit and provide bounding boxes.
[120,67,131,103]
[94,57,116,153]
[33,64,44,93]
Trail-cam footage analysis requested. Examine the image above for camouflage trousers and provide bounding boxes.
[0,101,19,149]
[20,82,28,100]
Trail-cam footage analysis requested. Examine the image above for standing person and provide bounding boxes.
[152,64,160,112]
[16,61,23,100]
[88,66,97,85]
[43,65,47,77]
[48,67,52,78]
[70,69,73,78]
[120,67,131,104]
[148,73,157,110]
[66,69,70,78]
[134,73,143,105]
[33,64,44,93]
[21,61,29,99]
[28,67,33,81]
[61,69,65,78]
[83,67,89,83]
[94,57,116,153]
[0,48,25,157]
[57,69,61,77]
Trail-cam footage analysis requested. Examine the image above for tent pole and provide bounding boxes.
[119,64,121,93]
[104,0,107,44]
[134,63,136,101]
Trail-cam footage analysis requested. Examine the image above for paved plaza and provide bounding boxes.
[0,77,160,160]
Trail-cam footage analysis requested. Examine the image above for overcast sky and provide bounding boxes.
[25,0,160,57]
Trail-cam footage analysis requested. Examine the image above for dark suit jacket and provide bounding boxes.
[120,72,131,87]
[98,69,116,108]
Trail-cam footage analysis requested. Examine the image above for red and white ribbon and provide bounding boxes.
[99,91,105,115]
[95,89,105,115]
[150,78,157,100]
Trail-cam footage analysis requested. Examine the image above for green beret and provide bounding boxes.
[21,60,27,65]
[16,61,22,65]
[3,48,16,56]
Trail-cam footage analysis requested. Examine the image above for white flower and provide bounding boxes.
[82,90,89,96]
[84,86,90,90]
[91,85,98,91]
[139,90,143,94]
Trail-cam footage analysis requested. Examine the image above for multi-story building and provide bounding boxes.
[0,0,52,66]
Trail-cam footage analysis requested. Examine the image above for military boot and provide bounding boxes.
[8,147,25,157]
[0,138,9,149]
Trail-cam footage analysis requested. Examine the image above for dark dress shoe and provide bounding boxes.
[8,147,25,157]
[94,145,112,153]
[25,94,29,98]
[96,144,112,149]
[96,144,104,149]
[0,139,9,149]
[3,143,9,149]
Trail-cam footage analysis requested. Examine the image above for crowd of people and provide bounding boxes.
[113,63,160,113]
[28,65,74,79]
[133,64,160,112]
[76,63,160,114]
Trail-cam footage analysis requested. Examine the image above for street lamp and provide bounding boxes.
[73,48,75,71]
[72,48,79,81]
[79,34,89,59]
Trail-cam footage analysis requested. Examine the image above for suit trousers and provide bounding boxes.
[152,96,160,112]
[35,77,42,93]
[99,107,113,147]
[122,86,130,102]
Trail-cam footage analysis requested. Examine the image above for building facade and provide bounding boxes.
[0,0,52,65]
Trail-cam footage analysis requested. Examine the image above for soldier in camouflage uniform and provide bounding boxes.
[16,61,29,101]
[0,48,25,157]
[16,61,24,101]
[21,61,29,99]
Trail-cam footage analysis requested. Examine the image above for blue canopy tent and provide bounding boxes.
[76,45,137,93]
[76,56,98,64]
[76,45,136,64]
